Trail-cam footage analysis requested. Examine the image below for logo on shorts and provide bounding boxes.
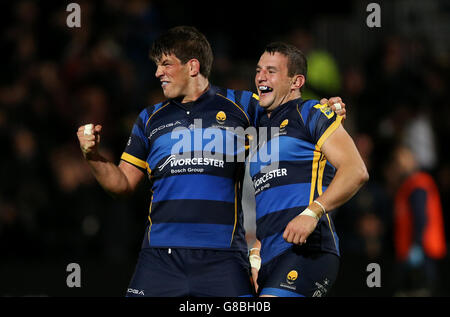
[312,278,330,297]
[127,288,145,296]
[280,269,299,290]
[216,111,226,124]
[286,270,298,285]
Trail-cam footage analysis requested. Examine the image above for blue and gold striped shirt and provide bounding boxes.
[121,85,260,251]
[250,98,343,265]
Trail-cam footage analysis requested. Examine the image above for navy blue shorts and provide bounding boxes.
[126,248,254,297]
[257,247,340,297]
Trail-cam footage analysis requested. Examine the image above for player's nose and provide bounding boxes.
[155,65,164,78]
[256,70,267,83]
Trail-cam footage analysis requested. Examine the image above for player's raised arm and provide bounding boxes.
[77,123,144,197]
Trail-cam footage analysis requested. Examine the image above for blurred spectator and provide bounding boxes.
[339,66,366,136]
[385,145,446,296]
[402,111,437,171]
[287,28,342,101]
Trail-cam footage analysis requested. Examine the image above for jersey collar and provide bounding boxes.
[265,97,304,120]
[170,84,217,110]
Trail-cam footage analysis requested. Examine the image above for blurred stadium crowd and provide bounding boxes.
[0,0,449,296]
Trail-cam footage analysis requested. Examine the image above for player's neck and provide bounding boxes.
[267,90,301,118]
[181,76,210,103]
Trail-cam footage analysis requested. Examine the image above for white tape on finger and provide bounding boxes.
[84,124,93,136]
[334,103,342,111]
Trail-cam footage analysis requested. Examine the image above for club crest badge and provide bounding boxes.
[280,119,289,130]
[216,111,226,124]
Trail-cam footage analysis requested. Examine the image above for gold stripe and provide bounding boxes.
[121,152,149,170]
[252,93,260,101]
[316,155,339,253]
[145,102,170,128]
[147,193,153,244]
[309,150,322,204]
[326,213,338,252]
[216,93,250,126]
[316,115,343,150]
[230,182,238,246]
[317,155,327,196]
[296,104,305,125]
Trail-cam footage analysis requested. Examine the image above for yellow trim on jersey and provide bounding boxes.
[296,104,305,125]
[216,93,250,126]
[316,156,339,253]
[145,102,171,128]
[121,152,150,171]
[326,213,338,251]
[230,182,238,246]
[147,193,153,244]
[309,150,322,204]
[252,93,260,101]
[317,155,327,195]
[316,115,343,150]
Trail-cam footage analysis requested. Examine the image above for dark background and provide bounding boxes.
[0,0,449,296]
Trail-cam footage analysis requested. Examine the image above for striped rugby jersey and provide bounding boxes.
[249,98,343,265]
[121,85,261,251]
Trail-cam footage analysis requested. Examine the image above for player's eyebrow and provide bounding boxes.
[256,65,278,71]
[157,58,170,66]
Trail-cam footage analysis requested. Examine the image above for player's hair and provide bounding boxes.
[263,42,307,79]
[150,26,213,78]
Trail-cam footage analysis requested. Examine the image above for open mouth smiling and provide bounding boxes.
[258,85,273,96]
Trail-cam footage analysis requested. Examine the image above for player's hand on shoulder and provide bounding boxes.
[320,97,346,120]
[77,124,102,158]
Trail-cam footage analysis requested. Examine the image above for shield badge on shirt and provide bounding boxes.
[216,111,226,124]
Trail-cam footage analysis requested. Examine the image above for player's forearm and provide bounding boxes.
[314,161,369,212]
[250,239,261,255]
[85,152,133,197]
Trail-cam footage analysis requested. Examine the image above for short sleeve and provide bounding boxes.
[121,108,151,173]
[302,100,343,150]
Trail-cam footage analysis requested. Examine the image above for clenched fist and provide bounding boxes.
[77,124,102,158]
[320,97,346,120]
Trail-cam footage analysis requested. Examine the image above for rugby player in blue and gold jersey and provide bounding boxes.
[249,42,369,297]
[76,26,346,297]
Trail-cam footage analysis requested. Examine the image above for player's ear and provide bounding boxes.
[291,74,305,90]
[188,59,201,77]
